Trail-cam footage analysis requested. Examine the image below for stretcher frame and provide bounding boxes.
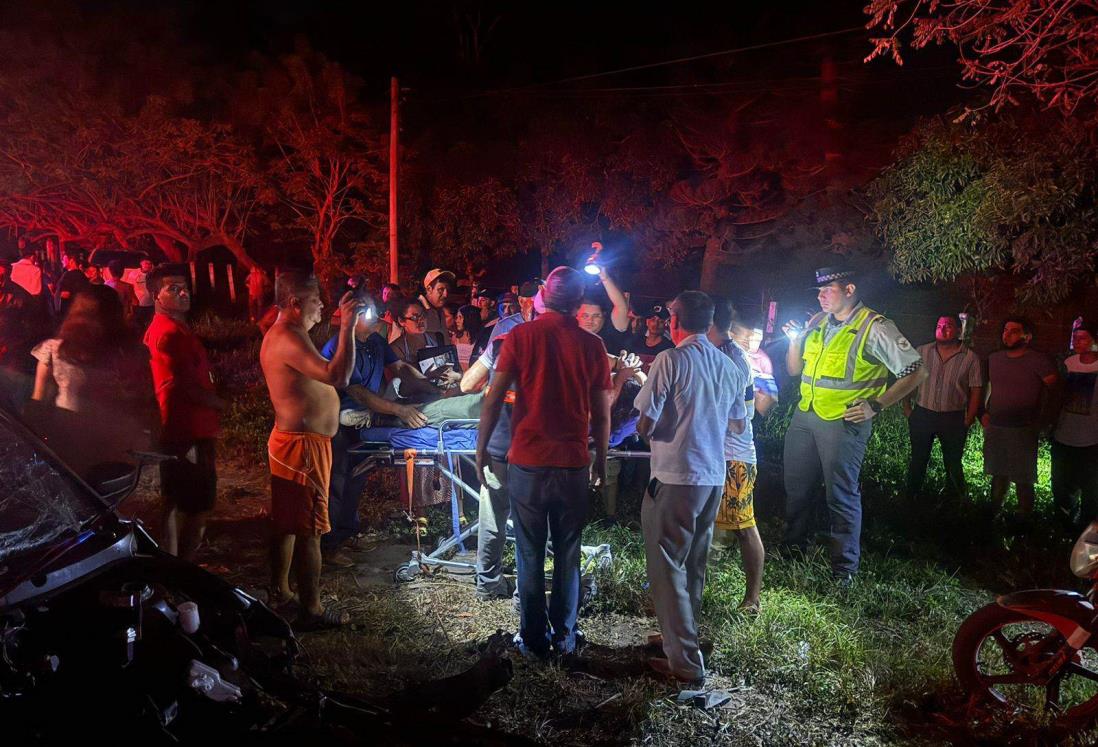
[347,419,650,582]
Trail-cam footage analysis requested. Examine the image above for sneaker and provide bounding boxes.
[512,633,550,662]
[832,572,855,590]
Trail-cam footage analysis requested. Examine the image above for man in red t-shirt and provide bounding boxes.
[477,266,611,658]
[144,264,224,560]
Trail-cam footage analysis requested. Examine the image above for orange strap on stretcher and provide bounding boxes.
[483,385,516,405]
[404,448,417,501]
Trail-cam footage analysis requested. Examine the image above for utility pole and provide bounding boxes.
[389,76,399,284]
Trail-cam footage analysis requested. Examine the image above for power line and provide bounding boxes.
[411,25,867,104]
[537,26,866,87]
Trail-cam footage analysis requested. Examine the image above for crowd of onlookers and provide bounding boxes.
[2,236,1096,683]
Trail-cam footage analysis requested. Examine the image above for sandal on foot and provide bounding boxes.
[737,601,760,615]
[294,608,350,632]
[268,589,300,608]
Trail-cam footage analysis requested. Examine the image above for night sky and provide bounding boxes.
[8,0,961,113]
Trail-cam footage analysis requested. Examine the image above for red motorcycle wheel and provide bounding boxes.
[953,603,1098,730]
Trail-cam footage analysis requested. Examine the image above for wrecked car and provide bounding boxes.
[0,408,526,744]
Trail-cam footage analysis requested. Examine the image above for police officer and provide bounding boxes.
[782,267,926,585]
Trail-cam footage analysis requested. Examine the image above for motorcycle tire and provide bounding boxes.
[952,602,1098,731]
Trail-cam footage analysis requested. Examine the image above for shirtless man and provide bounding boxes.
[260,269,362,629]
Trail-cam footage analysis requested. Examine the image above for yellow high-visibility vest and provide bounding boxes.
[798,305,889,421]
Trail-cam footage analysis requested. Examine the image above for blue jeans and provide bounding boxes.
[508,463,589,656]
[322,425,369,552]
[782,408,872,575]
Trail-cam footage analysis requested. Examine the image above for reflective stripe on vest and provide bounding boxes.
[798,306,889,420]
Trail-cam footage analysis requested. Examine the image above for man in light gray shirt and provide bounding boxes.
[635,290,746,686]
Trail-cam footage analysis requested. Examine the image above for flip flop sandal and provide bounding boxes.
[268,590,300,613]
[294,608,350,632]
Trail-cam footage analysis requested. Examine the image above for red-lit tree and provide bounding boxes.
[237,50,388,286]
[0,20,263,266]
[114,101,262,267]
[865,0,1098,117]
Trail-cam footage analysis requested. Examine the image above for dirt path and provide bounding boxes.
[122,459,899,746]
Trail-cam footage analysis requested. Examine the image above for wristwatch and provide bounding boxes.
[866,398,883,415]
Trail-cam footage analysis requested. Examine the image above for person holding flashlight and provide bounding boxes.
[319,292,440,567]
[782,266,925,586]
[586,242,631,345]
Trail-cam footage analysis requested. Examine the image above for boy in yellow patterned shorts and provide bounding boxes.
[717,460,758,535]
[710,299,765,613]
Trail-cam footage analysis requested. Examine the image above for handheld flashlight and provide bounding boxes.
[584,241,603,276]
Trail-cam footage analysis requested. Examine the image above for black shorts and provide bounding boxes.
[160,439,218,514]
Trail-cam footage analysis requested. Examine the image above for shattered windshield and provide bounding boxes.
[0,415,106,564]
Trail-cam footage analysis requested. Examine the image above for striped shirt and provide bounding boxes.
[913,343,983,412]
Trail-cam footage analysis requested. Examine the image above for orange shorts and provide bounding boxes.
[268,429,333,536]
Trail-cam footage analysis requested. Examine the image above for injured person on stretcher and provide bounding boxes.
[320,294,483,566]
[320,295,483,431]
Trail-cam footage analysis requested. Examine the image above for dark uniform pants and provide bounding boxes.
[782,408,872,575]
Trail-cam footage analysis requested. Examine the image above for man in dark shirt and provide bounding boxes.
[629,305,675,359]
[577,295,629,355]
[56,251,90,319]
[476,288,499,329]
[982,316,1058,515]
[477,267,611,658]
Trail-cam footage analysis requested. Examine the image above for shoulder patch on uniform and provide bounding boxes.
[897,337,912,351]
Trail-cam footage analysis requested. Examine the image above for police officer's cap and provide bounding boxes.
[812,266,857,289]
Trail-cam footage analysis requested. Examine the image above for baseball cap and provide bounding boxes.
[646,304,671,321]
[423,268,456,288]
[518,279,543,298]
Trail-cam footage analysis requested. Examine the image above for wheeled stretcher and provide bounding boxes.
[347,419,649,582]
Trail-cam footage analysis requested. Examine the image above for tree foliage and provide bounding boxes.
[868,112,1098,302]
[241,50,387,284]
[0,28,264,266]
[0,26,386,278]
[865,0,1098,118]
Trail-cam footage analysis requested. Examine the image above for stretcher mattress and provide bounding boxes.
[359,425,477,451]
[359,418,636,453]
[609,415,640,448]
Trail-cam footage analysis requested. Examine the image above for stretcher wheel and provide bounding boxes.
[393,564,419,583]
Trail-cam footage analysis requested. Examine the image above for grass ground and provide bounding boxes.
[155,319,1096,745]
